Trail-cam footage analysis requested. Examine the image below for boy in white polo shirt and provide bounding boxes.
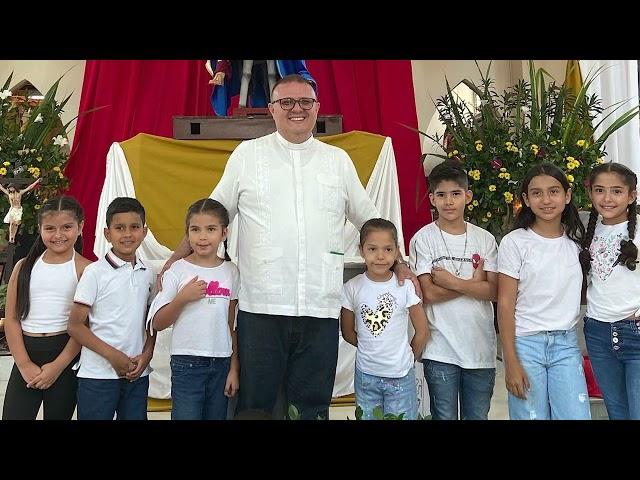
[68,197,156,420]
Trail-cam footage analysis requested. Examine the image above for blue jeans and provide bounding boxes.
[171,355,231,420]
[508,329,591,420]
[584,316,640,420]
[422,360,495,420]
[354,367,417,420]
[77,376,149,420]
[236,311,339,420]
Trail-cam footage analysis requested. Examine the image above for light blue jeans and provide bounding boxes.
[354,366,417,420]
[508,329,591,420]
[422,360,495,420]
[584,316,640,420]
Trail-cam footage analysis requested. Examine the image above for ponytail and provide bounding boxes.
[15,196,84,321]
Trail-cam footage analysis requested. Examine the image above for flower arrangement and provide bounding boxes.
[0,73,72,236]
[421,61,639,239]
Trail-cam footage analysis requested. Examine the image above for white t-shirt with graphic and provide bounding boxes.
[498,228,582,336]
[586,216,640,322]
[147,259,239,357]
[409,222,498,369]
[342,272,421,378]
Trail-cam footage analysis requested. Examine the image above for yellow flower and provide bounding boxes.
[587,203,592,209]
[0,167,6,175]
[472,200,479,206]
[530,144,539,151]
[566,174,575,183]
[504,192,514,203]
[486,212,492,218]
[58,172,64,179]
[498,172,505,179]
[473,173,480,181]
[475,143,483,151]
[448,152,453,158]
[2,161,9,166]
[34,204,41,210]
[481,217,488,222]
[489,185,497,192]
[597,157,605,164]
[36,156,43,162]
[504,173,511,180]
[474,140,482,144]
[467,205,474,211]
[550,140,557,146]
[53,166,61,172]
[500,167,507,172]
[452,150,458,155]
[567,156,575,162]
[576,139,586,147]
[505,141,513,147]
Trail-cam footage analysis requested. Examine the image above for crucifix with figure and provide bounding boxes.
[0,174,42,284]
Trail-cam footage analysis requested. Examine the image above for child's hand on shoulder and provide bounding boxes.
[176,276,208,303]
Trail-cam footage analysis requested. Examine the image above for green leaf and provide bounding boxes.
[372,406,384,420]
[287,403,300,420]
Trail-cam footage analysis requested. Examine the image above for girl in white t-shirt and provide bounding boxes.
[341,218,429,420]
[498,163,591,420]
[148,198,239,420]
[579,162,640,419]
[2,196,92,420]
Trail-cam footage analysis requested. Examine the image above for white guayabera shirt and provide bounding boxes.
[211,132,378,319]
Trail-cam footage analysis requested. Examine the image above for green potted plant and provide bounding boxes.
[419,61,640,240]
[0,72,74,237]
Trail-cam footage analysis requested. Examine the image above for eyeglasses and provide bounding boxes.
[271,97,317,111]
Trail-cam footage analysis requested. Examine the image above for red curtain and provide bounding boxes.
[66,60,212,257]
[66,60,430,257]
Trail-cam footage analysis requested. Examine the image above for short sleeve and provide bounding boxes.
[409,232,433,277]
[230,262,240,301]
[146,269,180,332]
[74,266,99,307]
[498,233,522,280]
[482,232,499,273]
[342,279,355,312]
[404,281,421,308]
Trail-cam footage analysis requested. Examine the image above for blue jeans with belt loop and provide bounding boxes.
[508,329,591,420]
[584,316,640,420]
[170,355,231,420]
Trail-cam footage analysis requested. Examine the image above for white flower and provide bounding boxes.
[0,89,11,100]
[34,113,43,123]
[53,135,68,147]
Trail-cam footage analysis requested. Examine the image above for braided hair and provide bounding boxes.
[185,198,231,261]
[580,162,638,275]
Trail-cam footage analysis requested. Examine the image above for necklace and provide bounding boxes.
[436,220,467,277]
